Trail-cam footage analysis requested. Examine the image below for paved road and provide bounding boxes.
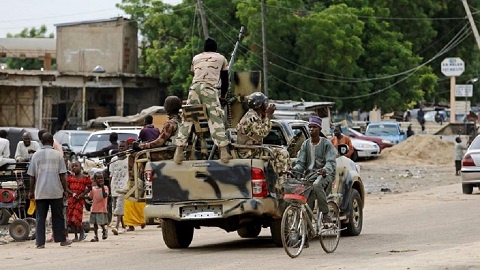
[1,184,480,270]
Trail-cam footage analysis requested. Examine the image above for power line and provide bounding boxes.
[263,3,472,21]
[205,4,472,100]
[204,4,472,84]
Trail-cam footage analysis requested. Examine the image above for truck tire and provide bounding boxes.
[350,150,358,162]
[342,189,363,236]
[462,184,473,194]
[0,209,11,225]
[270,218,283,247]
[162,219,194,249]
[237,224,262,238]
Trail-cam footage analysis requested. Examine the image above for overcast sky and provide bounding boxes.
[0,0,182,38]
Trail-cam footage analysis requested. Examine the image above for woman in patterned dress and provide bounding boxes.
[67,161,91,241]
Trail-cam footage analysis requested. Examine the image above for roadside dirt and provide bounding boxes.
[360,134,460,194]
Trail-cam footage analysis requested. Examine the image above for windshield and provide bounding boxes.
[365,124,398,136]
[469,136,480,150]
[71,133,90,146]
[347,128,363,136]
[82,133,138,153]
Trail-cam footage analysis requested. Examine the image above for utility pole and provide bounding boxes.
[197,0,209,39]
[461,0,480,51]
[261,0,268,96]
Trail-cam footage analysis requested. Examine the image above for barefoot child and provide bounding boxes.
[88,171,109,242]
[67,161,91,242]
[109,141,129,235]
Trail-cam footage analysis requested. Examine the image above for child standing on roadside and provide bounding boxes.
[109,141,129,235]
[67,161,91,241]
[88,171,109,242]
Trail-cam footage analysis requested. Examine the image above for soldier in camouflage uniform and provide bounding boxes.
[138,96,182,160]
[236,92,290,175]
[174,38,232,164]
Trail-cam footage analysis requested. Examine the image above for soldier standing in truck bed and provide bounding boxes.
[173,38,232,164]
[236,92,290,175]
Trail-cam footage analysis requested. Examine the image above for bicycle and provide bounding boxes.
[280,174,341,258]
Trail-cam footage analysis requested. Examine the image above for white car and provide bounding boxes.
[351,137,381,161]
[79,127,142,171]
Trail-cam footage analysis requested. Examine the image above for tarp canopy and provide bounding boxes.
[86,106,166,129]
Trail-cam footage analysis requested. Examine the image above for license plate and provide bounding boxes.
[181,205,223,219]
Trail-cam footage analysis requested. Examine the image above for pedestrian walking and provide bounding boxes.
[27,132,72,249]
[88,171,109,242]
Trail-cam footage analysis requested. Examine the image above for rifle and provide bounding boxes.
[210,26,245,161]
[224,26,245,128]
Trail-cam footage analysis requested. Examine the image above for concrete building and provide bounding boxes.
[0,17,164,132]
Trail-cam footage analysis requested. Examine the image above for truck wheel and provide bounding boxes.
[0,209,11,225]
[342,189,363,236]
[237,224,261,238]
[462,184,473,194]
[270,218,283,247]
[350,150,358,162]
[162,219,194,249]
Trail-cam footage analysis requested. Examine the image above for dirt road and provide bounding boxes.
[2,135,478,269]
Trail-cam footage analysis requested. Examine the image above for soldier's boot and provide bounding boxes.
[219,146,232,163]
[173,146,185,165]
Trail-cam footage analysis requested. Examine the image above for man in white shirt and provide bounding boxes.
[15,132,41,162]
[0,130,16,166]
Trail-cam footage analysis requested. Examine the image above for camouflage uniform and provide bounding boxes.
[144,115,181,160]
[175,51,229,148]
[236,109,290,174]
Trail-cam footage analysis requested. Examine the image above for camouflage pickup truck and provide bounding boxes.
[137,119,364,249]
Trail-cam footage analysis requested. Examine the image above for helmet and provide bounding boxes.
[164,96,182,114]
[247,92,268,109]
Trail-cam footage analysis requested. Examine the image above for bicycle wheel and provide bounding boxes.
[281,204,306,258]
[319,201,340,253]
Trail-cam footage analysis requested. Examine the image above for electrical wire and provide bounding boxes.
[204,4,472,83]
[204,4,472,100]
[263,2,474,21]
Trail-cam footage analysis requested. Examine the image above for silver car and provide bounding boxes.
[351,138,381,161]
[461,135,480,194]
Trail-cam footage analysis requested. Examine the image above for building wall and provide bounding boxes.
[56,18,138,73]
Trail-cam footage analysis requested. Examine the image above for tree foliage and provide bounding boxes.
[118,0,480,111]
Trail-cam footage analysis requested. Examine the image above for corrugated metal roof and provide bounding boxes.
[0,38,56,58]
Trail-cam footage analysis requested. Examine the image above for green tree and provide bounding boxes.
[118,0,480,111]
[5,25,55,70]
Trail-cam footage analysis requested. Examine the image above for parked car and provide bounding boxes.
[364,122,406,145]
[350,138,381,161]
[54,130,92,161]
[341,127,394,150]
[461,134,480,194]
[80,127,142,154]
[424,110,448,123]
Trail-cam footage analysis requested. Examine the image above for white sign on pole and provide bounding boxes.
[441,57,465,76]
[455,100,471,114]
[455,84,473,97]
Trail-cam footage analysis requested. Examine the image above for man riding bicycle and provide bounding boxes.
[291,116,337,224]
